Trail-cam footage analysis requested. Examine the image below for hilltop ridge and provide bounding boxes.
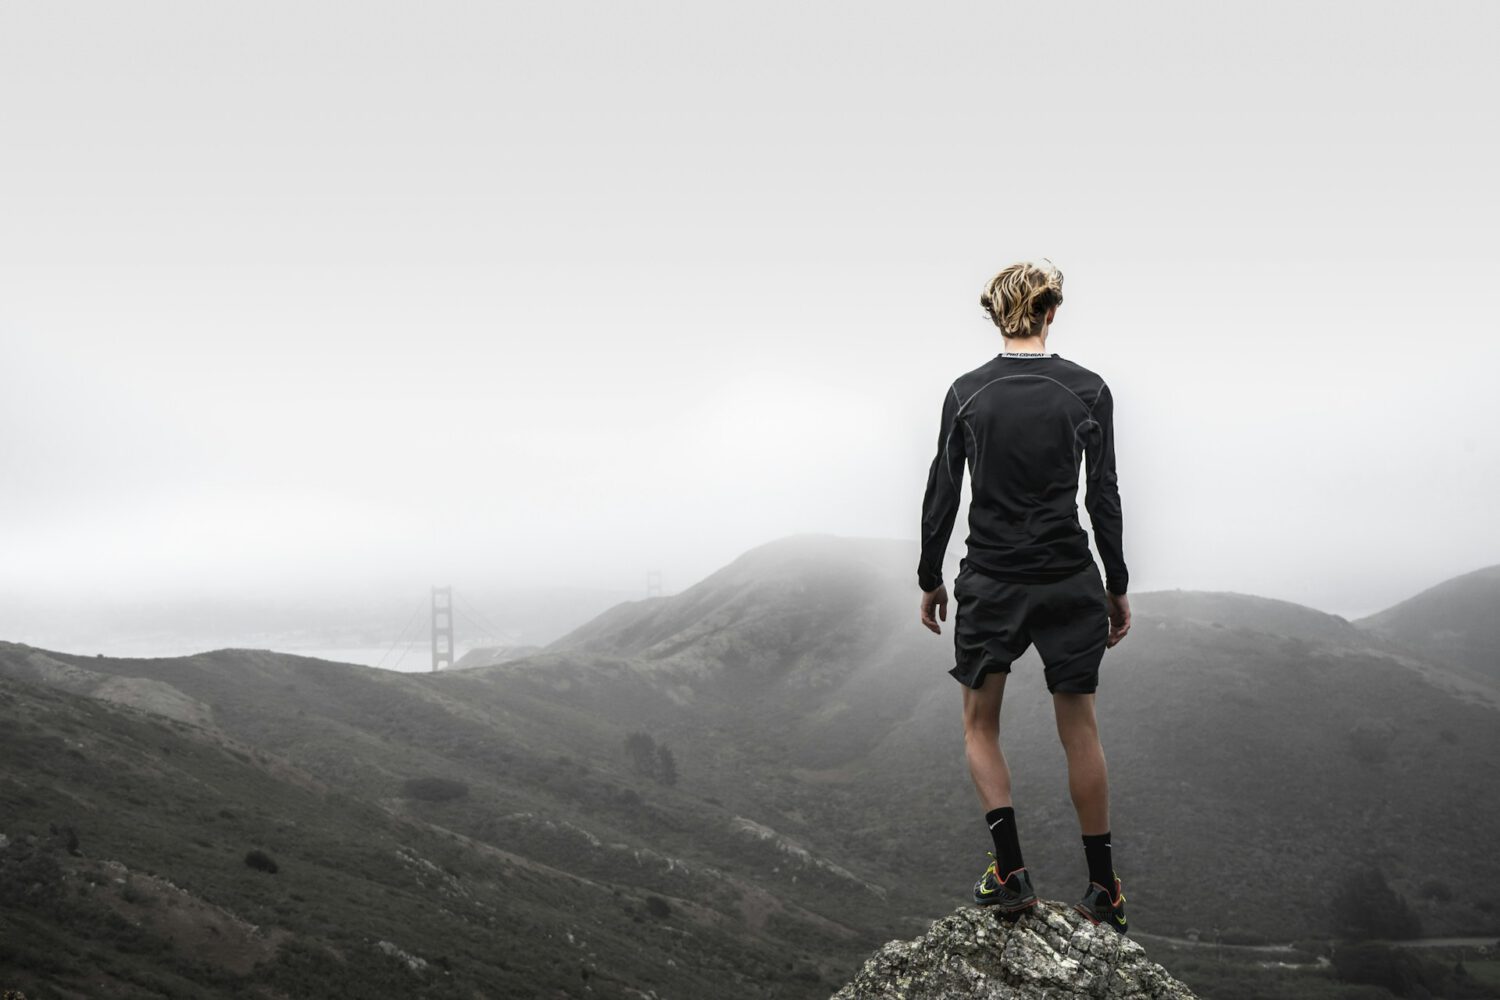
[1355,563,1500,683]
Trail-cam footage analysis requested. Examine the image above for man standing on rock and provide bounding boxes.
[917,258,1132,932]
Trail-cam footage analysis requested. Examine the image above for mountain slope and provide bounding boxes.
[502,535,1500,941]
[0,639,894,999]
[6,535,1500,998]
[1355,563,1500,685]
[537,534,943,767]
[3,672,772,998]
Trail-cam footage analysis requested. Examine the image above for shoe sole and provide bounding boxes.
[1073,903,1128,934]
[975,894,1038,915]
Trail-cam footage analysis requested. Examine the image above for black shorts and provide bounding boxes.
[950,558,1110,694]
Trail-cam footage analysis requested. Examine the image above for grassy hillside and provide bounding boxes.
[3,674,688,998]
[0,650,900,998]
[5,535,1499,999]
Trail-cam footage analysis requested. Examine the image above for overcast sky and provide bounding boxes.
[2,1,1497,634]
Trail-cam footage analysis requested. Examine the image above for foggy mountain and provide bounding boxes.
[0,583,633,668]
[3,534,1498,999]
[1354,563,1500,685]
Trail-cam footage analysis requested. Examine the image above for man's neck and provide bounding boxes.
[1000,335,1048,355]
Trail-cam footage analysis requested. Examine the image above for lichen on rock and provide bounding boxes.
[832,900,1197,999]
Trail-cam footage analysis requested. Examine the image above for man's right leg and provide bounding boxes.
[961,669,1011,812]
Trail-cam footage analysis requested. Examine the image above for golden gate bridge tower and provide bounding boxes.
[430,585,454,672]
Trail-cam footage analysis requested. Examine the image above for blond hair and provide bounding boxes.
[980,259,1065,339]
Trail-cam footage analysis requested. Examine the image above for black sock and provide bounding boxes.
[1082,832,1114,889]
[984,806,1024,879]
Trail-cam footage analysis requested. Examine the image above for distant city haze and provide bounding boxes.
[3,2,1497,660]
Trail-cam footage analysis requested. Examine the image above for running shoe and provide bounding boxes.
[972,851,1038,915]
[1075,873,1128,934]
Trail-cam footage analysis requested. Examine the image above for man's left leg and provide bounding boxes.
[1054,689,1127,930]
[961,670,1033,913]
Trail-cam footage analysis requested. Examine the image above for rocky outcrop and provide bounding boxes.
[833,901,1197,1000]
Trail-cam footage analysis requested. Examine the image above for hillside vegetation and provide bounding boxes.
[3,535,1499,999]
[0,643,886,998]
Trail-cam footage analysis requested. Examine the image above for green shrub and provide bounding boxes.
[655,745,678,786]
[244,849,279,874]
[0,846,66,913]
[625,732,657,775]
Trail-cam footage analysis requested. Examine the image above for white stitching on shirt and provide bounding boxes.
[941,383,963,488]
[957,373,1089,416]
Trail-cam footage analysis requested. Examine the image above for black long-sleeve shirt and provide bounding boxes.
[918,350,1128,596]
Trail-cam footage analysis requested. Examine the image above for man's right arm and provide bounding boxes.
[1084,381,1129,596]
[918,383,965,593]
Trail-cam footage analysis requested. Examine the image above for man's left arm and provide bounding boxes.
[1083,381,1128,597]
